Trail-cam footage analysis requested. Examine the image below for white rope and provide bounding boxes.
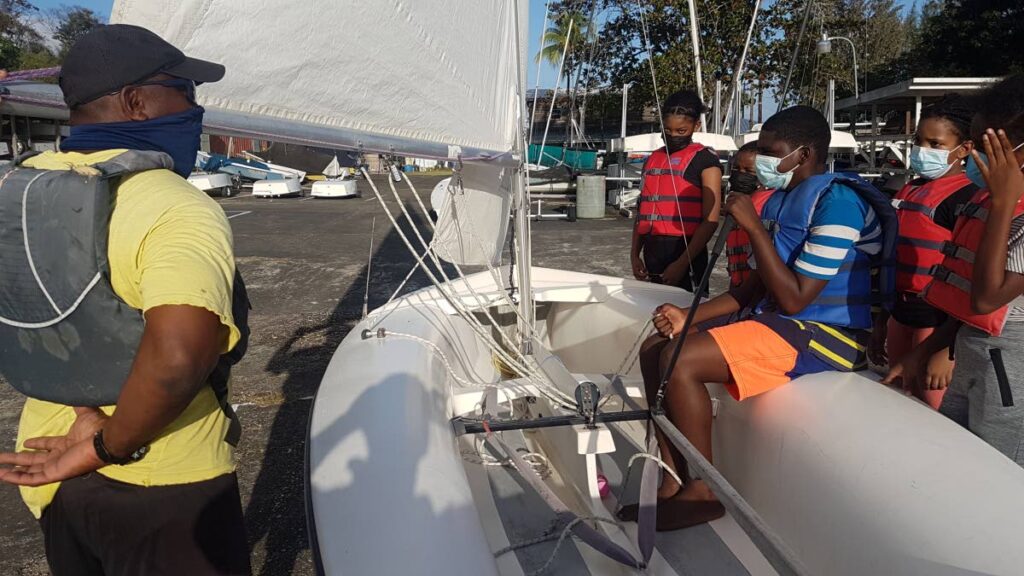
[362,168,535,378]
[362,168,575,408]
[403,168,580,409]
[385,169,527,363]
[494,516,623,576]
[379,329,481,389]
[627,452,683,488]
[463,435,552,478]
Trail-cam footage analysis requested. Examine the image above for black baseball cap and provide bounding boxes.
[60,24,225,108]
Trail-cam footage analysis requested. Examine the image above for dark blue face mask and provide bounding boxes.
[60,106,205,178]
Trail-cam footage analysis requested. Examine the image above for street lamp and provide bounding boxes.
[816,32,859,99]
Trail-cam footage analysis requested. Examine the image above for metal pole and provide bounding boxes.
[620,82,631,141]
[827,79,835,130]
[713,80,722,133]
[833,36,859,99]
[685,0,707,128]
[732,82,743,138]
[723,0,762,134]
[653,414,809,576]
[528,0,551,147]
[779,0,814,112]
[512,0,535,350]
[539,17,574,166]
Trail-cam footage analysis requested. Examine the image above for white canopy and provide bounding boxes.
[736,130,860,153]
[111,0,527,162]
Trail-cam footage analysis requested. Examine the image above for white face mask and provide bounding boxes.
[910,144,962,180]
[755,146,805,190]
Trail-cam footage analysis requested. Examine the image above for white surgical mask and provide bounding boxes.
[910,144,961,180]
[755,146,804,190]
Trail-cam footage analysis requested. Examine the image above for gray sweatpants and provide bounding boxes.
[941,322,1024,466]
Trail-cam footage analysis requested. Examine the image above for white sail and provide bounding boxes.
[323,155,343,179]
[110,0,527,162]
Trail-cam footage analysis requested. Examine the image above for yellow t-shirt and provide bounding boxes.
[16,150,242,519]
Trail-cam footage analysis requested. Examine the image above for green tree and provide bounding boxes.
[763,0,918,109]
[53,6,101,57]
[570,0,782,126]
[0,0,44,67]
[903,0,1024,77]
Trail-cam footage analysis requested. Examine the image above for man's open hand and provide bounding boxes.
[0,407,107,487]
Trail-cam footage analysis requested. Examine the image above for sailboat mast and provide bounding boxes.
[685,0,707,128]
[723,0,762,133]
[512,0,535,350]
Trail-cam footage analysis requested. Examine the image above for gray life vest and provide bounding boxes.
[0,150,250,445]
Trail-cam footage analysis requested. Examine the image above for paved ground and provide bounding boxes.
[0,173,729,575]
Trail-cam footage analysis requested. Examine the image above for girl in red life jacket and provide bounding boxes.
[631,90,722,293]
[869,95,978,409]
[725,142,775,290]
[884,75,1024,466]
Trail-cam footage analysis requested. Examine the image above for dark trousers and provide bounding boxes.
[40,472,252,576]
[642,235,710,293]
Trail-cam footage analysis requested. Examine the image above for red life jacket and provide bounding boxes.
[725,188,775,287]
[893,173,972,295]
[637,144,708,237]
[923,190,1024,336]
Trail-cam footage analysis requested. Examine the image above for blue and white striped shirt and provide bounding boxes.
[794,184,883,280]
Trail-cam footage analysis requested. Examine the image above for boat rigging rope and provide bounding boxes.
[613,317,654,378]
[362,168,576,409]
[493,516,622,576]
[362,168,537,378]
[385,168,528,361]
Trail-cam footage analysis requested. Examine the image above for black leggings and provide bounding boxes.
[642,235,709,293]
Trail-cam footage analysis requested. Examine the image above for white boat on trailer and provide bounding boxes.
[110,1,1024,575]
[311,155,359,198]
[187,171,239,197]
[252,177,302,198]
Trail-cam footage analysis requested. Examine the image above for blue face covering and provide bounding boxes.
[966,143,1024,188]
[965,152,988,188]
[60,106,205,178]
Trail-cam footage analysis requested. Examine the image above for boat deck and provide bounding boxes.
[0,174,732,575]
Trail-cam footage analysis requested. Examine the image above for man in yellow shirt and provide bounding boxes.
[0,25,251,575]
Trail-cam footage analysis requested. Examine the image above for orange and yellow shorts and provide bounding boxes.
[702,313,851,401]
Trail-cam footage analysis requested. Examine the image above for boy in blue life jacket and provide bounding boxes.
[625,106,897,531]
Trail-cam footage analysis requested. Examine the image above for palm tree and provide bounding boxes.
[536,10,596,146]
[537,10,595,81]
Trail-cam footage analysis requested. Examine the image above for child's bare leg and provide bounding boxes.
[657,331,731,530]
[638,334,687,498]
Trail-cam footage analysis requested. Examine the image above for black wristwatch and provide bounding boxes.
[93,429,149,465]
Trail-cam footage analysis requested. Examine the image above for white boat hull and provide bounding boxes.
[187,172,236,196]
[253,178,302,197]
[308,267,1024,576]
[310,179,359,198]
